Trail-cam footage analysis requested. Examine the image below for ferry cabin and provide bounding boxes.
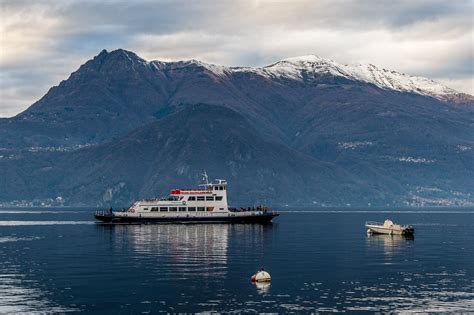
[127,180,232,215]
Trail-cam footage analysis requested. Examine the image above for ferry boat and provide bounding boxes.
[94,173,279,224]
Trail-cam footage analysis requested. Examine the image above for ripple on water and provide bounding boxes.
[0,236,42,243]
[0,221,94,226]
[0,270,78,314]
[0,210,88,214]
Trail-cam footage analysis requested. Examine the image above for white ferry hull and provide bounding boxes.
[95,212,279,224]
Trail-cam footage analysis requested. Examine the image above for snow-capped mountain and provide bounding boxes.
[165,54,471,102]
[1,49,473,207]
[109,49,471,102]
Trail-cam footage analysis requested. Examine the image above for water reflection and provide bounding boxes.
[99,224,231,279]
[367,233,414,242]
[95,223,276,282]
[254,281,271,295]
[125,224,229,257]
[366,233,414,252]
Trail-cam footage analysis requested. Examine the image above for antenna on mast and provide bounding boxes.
[202,170,209,185]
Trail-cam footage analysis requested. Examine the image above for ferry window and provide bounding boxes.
[207,207,214,211]
[206,196,214,201]
[188,207,196,211]
[170,207,177,211]
[179,207,186,212]
[143,208,149,210]
[215,196,223,201]
[188,196,196,201]
[214,186,218,190]
[159,207,168,211]
[197,196,205,201]
[179,196,184,201]
[151,207,158,211]
[223,186,226,190]
[197,207,205,211]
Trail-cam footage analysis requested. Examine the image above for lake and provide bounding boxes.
[0,208,472,313]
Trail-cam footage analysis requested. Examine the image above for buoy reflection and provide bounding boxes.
[254,281,271,294]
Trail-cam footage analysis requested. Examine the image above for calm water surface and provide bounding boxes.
[0,208,473,313]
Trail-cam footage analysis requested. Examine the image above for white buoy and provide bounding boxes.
[251,270,271,282]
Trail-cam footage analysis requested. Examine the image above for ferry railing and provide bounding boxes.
[229,206,270,212]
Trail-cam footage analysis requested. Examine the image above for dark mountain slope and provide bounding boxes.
[285,87,474,202]
[1,105,382,206]
[0,50,290,148]
[0,50,167,148]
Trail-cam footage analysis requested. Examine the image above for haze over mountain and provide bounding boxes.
[1,49,473,207]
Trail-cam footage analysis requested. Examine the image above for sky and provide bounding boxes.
[0,0,473,117]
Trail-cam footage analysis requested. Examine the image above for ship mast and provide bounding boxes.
[201,171,209,186]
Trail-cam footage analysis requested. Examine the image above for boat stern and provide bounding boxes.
[94,211,116,223]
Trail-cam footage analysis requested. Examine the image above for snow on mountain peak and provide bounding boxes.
[126,48,469,102]
[262,55,351,81]
[279,55,331,64]
[259,55,467,100]
[343,63,460,98]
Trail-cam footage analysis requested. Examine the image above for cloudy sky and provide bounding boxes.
[0,0,473,117]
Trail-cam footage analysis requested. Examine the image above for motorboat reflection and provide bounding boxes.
[367,233,414,242]
[366,233,414,257]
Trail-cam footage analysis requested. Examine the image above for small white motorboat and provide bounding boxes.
[366,219,414,235]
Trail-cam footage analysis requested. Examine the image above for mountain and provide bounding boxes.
[0,105,365,206]
[2,49,472,150]
[1,49,473,207]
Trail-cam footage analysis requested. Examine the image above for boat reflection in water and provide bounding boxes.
[102,224,230,279]
[254,281,271,294]
[367,233,414,242]
[96,223,275,282]
[366,233,414,259]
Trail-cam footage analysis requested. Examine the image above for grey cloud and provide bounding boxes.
[0,0,472,117]
[10,0,471,37]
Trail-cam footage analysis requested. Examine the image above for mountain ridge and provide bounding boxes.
[47,48,470,105]
[1,48,473,207]
[95,49,472,103]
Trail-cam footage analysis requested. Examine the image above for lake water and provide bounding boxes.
[0,208,472,313]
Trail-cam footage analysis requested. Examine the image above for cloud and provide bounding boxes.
[0,0,473,117]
